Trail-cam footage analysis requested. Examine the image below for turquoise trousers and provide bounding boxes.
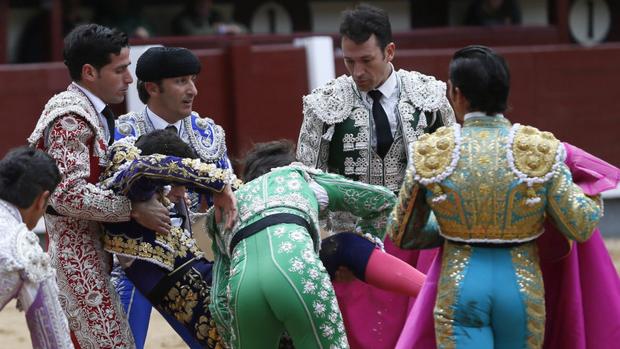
[434,240,545,349]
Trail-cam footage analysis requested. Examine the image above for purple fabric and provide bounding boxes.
[333,237,437,349]
[25,283,64,349]
[395,143,620,349]
[26,285,49,349]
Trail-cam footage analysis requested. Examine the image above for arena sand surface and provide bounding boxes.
[2,239,619,348]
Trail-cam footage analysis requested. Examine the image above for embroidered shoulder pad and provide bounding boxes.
[508,124,564,183]
[115,111,142,138]
[411,125,461,184]
[14,225,54,284]
[185,112,227,163]
[303,75,359,125]
[398,70,448,112]
[28,89,106,158]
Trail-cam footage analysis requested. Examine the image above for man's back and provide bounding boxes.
[410,117,601,244]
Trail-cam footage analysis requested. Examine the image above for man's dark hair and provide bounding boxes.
[135,129,197,158]
[0,147,61,209]
[137,80,163,104]
[449,45,510,115]
[340,3,393,51]
[243,140,296,182]
[63,24,129,81]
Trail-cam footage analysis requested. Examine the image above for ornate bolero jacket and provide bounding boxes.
[208,163,397,258]
[387,116,603,249]
[0,200,73,349]
[28,83,131,222]
[115,110,239,209]
[115,109,230,169]
[99,138,234,270]
[297,70,455,193]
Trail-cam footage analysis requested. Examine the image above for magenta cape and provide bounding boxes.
[394,143,620,349]
[333,242,438,349]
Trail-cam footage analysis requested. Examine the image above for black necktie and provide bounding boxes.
[101,106,115,146]
[368,90,393,158]
[165,125,178,135]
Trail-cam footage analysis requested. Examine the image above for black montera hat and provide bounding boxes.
[136,47,201,81]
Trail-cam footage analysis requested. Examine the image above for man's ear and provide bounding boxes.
[384,42,396,62]
[145,81,160,97]
[447,80,456,103]
[453,86,462,102]
[454,86,470,109]
[81,64,98,82]
[36,191,51,212]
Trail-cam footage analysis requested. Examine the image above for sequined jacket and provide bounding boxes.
[115,109,229,168]
[209,163,397,257]
[0,199,73,349]
[387,116,603,248]
[28,83,132,221]
[298,71,454,233]
[297,70,455,193]
[100,138,234,270]
[115,109,237,210]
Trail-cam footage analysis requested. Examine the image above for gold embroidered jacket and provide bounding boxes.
[387,116,603,248]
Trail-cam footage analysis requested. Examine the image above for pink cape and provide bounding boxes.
[333,243,438,348]
[394,143,620,349]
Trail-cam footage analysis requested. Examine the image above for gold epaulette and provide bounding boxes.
[509,124,564,206]
[412,126,459,182]
[510,125,562,179]
[411,125,460,202]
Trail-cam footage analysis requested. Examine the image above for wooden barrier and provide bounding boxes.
[0,42,618,168]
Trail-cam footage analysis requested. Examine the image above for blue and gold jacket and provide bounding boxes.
[115,109,238,209]
[99,138,233,270]
[387,115,602,249]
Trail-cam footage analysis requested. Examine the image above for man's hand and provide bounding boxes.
[131,195,171,235]
[213,184,237,230]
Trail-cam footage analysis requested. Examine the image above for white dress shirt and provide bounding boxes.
[145,106,183,135]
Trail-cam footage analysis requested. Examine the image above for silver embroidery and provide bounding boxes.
[29,84,108,160]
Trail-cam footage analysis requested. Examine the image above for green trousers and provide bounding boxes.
[229,223,348,349]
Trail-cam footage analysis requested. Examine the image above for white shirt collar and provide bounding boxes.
[72,82,107,115]
[0,199,23,223]
[361,63,397,100]
[146,106,183,133]
[464,111,504,120]
[377,63,397,98]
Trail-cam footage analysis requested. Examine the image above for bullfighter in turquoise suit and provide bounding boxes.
[387,46,603,349]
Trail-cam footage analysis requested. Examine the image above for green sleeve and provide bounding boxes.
[312,172,396,239]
